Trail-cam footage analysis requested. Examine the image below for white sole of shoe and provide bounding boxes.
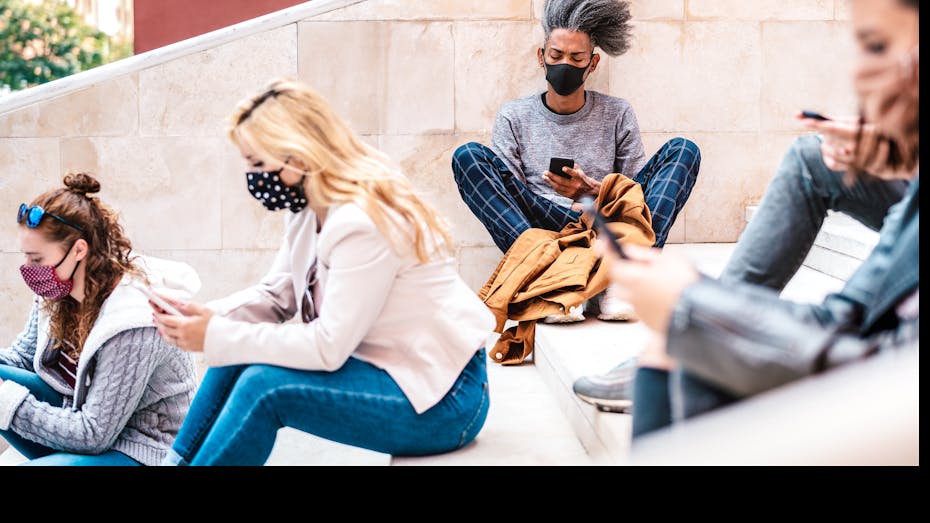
[574,392,633,411]
[542,316,586,324]
[596,311,637,321]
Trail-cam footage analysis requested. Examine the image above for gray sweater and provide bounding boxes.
[0,264,200,466]
[491,90,647,209]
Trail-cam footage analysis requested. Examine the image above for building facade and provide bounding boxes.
[133,0,306,53]
[69,0,134,41]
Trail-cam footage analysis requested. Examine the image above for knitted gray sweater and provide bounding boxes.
[0,264,199,466]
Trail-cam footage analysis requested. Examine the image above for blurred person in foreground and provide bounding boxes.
[595,0,919,438]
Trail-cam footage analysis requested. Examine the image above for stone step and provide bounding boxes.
[806,211,880,280]
[392,352,592,465]
[814,212,881,261]
[628,345,918,465]
[534,243,846,465]
[1,346,591,467]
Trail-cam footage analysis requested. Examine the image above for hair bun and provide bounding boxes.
[63,172,101,196]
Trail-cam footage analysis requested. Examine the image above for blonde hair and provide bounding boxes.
[228,78,454,263]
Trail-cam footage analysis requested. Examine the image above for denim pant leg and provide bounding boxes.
[631,367,673,440]
[631,367,739,441]
[720,134,910,290]
[183,351,490,465]
[632,137,702,248]
[669,368,738,423]
[0,364,63,460]
[164,364,248,465]
[21,449,141,466]
[452,142,581,252]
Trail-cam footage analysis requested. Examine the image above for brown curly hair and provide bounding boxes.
[22,172,142,359]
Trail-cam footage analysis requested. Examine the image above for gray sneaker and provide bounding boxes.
[572,357,637,412]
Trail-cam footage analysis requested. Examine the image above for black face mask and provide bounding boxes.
[543,56,592,96]
[245,169,308,213]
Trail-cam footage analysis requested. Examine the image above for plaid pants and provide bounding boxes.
[452,138,701,252]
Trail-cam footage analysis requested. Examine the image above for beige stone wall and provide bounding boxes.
[0,0,856,342]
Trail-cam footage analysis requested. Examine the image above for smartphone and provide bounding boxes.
[133,281,184,316]
[578,196,629,260]
[801,110,831,121]
[549,157,574,179]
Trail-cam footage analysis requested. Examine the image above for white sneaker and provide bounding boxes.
[597,284,637,321]
[542,302,586,324]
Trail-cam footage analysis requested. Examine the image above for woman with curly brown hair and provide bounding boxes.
[0,172,200,465]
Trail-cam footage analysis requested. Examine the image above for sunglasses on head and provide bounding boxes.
[17,204,84,232]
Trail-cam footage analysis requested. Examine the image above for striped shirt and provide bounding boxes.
[54,349,79,389]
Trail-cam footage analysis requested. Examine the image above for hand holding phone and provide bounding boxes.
[133,281,185,316]
[578,196,629,260]
[549,157,574,179]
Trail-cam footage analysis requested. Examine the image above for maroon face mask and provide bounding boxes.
[20,243,80,300]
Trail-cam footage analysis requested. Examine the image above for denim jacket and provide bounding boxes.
[666,176,919,397]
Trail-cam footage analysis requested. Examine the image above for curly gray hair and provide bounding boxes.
[541,0,633,56]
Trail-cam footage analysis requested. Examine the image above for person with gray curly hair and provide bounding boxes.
[452,0,701,323]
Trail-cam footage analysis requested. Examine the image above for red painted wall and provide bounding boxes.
[134,0,307,53]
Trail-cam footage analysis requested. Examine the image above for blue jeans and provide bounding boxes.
[632,135,910,439]
[0,365,141,466]
[630,367,737,439]
[452,138,701,252]
[164,350,490,465]
[720,134,909,290]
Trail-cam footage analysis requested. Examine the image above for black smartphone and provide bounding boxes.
[579,196,629,260]
[549,157,574,179]
[801,110,831,121]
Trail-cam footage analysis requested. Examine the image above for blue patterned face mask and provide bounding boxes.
[245,169,308,213]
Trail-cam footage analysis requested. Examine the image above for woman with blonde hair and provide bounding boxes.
[154,78,495,465]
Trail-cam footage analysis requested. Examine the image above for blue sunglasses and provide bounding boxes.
[17,203,84,232]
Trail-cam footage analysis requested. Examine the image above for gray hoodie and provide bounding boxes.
[0,256,200,465]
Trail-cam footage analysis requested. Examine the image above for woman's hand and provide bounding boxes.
[543,163,601,201]
[797,112,868,172]
[598,240,699,334]
[795,111,901,176]
[151,296,214,353]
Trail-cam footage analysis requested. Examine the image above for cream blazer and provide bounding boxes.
[203,202,495,414]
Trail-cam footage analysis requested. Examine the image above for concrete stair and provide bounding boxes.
[805,211,880,280]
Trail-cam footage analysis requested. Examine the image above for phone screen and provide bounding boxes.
[134,282,184,316]
[801,110,830,121]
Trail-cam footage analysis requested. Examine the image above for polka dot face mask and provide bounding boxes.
[245,169,308,213]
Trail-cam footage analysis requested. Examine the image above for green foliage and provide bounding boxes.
[0,0,133,92]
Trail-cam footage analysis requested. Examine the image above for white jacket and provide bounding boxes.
[203,203,496,414]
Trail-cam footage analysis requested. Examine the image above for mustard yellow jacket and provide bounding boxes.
[479,173,655,365]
